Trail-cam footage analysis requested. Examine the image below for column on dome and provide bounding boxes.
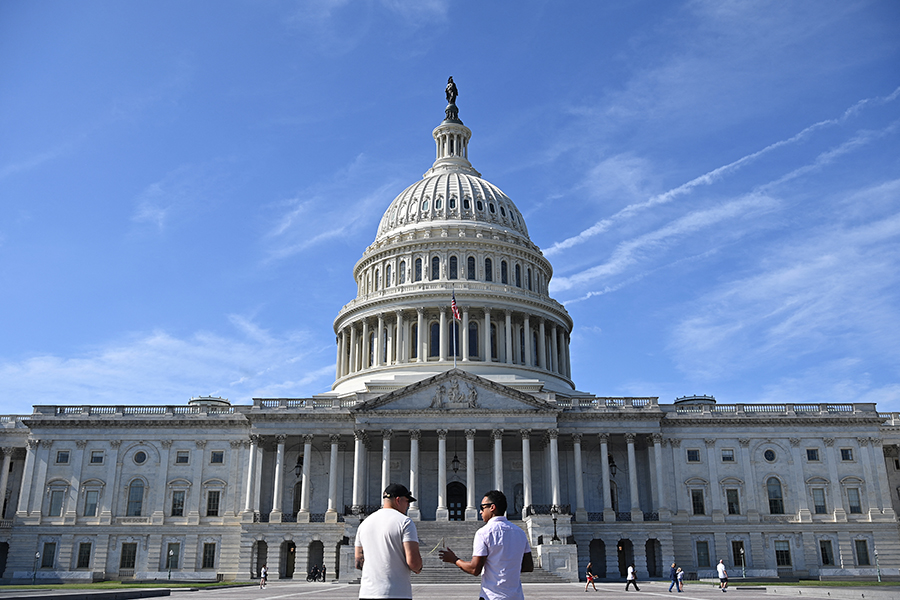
[538,319,547,369]
[349,325,358,373]
[563,332,571,377]
[550,323,559,374]
[335,334,343,380]
[326,434,340,522]
[520,429,532,514]
[408,429,421,520]
[461,307,470,362]
[341,329,349,377]
[297,434,313,521]
[548,429,560,508]
[352,430,365,511]
[599,434,613,519]
[436,429,448,520]
[465,429,477,520]
[376,315,385,366]
[505,311,513,365]
[626,433,642,521]
[523,316,532,367]
[361,320,369,370]
[572,433,586,520]
[416,308,425,363]
[483,309,492,362]
[492,429,504,491]
[243,436,259,513]
[381,430,392,493]
[270,434,286,522]
[395,310,405,364]
[439,307,448,361]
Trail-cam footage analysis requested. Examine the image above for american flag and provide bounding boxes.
[451,291,461,320]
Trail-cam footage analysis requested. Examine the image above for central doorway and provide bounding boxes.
[447,482,466,521]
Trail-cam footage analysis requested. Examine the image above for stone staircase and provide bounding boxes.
[411,520,568,584]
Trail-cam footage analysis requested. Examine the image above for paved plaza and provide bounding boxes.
[5,581,900,600]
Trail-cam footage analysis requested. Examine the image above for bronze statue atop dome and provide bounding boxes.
[444,76,461,123]
[446,76,458,105]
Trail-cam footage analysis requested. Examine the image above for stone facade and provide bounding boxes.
[1,92,899,583]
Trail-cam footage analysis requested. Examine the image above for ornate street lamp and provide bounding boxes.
[451,434,460,473]
[740,547,745,578]
[550,505,560,543]
[608,454,618,477]
[294,456,303,478]
[168,549,174,580]
[32,552,40,585]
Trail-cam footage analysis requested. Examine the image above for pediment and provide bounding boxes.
[352,369,557,413]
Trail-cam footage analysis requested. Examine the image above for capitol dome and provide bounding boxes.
[329,83,578,398]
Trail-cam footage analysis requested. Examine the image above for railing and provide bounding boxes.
[344,505,380,517]
[675,403,858,416]
[281,513,297,523]
[616,512,632,522]
[0,519,12,528]
[524,504,570,516]
[48,405,235,416]
[310,513,326,523]
[118,569,135,578]
[587,512,604,522]
[643,512,659,521]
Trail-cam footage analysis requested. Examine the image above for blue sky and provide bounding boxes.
[1,0,899,415]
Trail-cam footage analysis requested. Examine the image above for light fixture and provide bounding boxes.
[451,432,460,473]
[294,456,303,478]
[608,454,618,477]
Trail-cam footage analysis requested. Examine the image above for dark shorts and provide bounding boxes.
[720,577,728,583]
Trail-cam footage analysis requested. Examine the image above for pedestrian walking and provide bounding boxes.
[625,564,640,591]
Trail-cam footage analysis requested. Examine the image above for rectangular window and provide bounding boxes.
[206,490,220,517]
[48,490,64,517]
[812,488,827,514]
[691,489,705,515]
[120,543,137,569]
[76,542,92,569]
[726,489,740,515]
[721,448,735,462]
[731,541,745,568]
[895,458,900,470]
[171,490,185,517]
[210,451,224,464]
[840,448,853,461]
[820,540,834,565]
[806,448,819,461]
[84,490,99,517]
[774,540,792,566]
[202,543,216,569]
[56,450,70,464]
[175,451,189,464]
[41,542,56,568]
[848,488,862,514]
[686,449,701,463]
[696,541,710,567]
[855,540,870,565]
[166,543,180,569]
[90,451,104,464]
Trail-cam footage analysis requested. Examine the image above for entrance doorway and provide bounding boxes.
[281,541,296,579]
[617,539,634,578]
[645,539,662,577]
[448,482,466,521]
[589,539,606,578]
[254,541,268,579]
[308,540,324,578]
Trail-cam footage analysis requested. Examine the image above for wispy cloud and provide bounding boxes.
[130,162,229,233]
[0,145,69,181]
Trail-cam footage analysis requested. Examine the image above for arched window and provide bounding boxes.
[449,197,456,210]
[399,261,406,284]
[463,198,470,210]
[527,268,532,291]
[467,256,476,280]
[468,322,479,359]
[515,264,522,287]
[501,261,508,284]
[435,197,442,210]
[485,258,493,282]
[410,324,418,359]
[431,256,440,280]
[385,264,392,288]
[767,477,784,514]
[414,258,422,282]
[126,480,144,517]
[449,256,458,280]
[430,322,440,358]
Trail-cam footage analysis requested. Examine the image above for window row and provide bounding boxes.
[44,481,227,518]
[360,255,544,295]
[687,479,864,516]
[694,537,873,569]
[68,448,226,466]
[389,194,522,227]
[36,539,218,571]
[684,446,856,464]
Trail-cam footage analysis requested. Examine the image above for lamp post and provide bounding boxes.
[168,549,174,581]
[875,550,881,583]
[32,552,40,585]
[550,506,560,543]
[740,547,745,579]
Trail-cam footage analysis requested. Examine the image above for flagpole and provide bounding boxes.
[452,285,457,369]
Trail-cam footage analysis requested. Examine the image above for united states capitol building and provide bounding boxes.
[2,84,900,584]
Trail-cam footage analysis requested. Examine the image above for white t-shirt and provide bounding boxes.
[627,565,636,580]
[717,562,727,579]
[472,516,532,600]
[355,507,419,599]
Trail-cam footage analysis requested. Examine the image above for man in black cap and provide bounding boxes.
[355,483,422,599]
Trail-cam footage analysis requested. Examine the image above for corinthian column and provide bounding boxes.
[416,308,425,363]
[352,430,365,512]
[270,434,286,522]
[626,433,643,521]
[599,434,613,520]
[243,436,259,514]
[436,429,449,520]
[461,307,470,362]
[538,319,547,369]
[408,430,421,521]
[325,435,340,522]
[572,433,586,521]
[439,308,448,361]
[548,429,560,507]
[376,315,385,366]
[505,311,513,364]
[381,430,392,493]
[492,429,504,491]
[465,429,477,520]
[521,430,532,515]
[483,309,492,362]
[0,449,12,519]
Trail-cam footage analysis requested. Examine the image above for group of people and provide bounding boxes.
[583,557,727,593]
[307,564,327,582]
[354,483,533,600]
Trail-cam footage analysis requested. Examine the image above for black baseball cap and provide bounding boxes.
[383,483,416,502]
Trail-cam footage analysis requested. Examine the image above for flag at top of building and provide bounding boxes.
[451,291,460,321]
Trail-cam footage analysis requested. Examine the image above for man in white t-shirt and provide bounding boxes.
[716,559,728,592]
[439,490,533,600]
[354,483,422,600]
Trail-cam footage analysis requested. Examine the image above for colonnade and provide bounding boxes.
[335,307,571,381]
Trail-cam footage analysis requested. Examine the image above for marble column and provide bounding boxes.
[396,310,405,363]
[789,437,811,522]
[326,435,340,522]
[381,430,392,493]
[0,448,12,520]
[824,438,846,521]
[436,429,448,520]
[626,433,642,521]
[872,438,896,518]
[858,437,880,520]
[599,434,613,519]
[492,429,504,491]
[349,325,358,373]
[548,429,560,508]
[521,430,532,515]
[439,308,448,361]
[243,436,258,513]
[652,434,667,515]
[550,324,559,374]
[523,316,532,367]
[705,438,722,520]
[352,430,365,511]
[341,329,349,377]
[270,435,286,522]
[572,433,586,520]
[376,315,385,366]
[483,309,492,362]
[335,334,343,380]
[361,320,369,369]
[465,429,477,520]
[298,435,313,521]
[538,319,547,369]
[505,311,513,364]
[416,308,425,363]
[408,430,421,520]
[461,308,470,362]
